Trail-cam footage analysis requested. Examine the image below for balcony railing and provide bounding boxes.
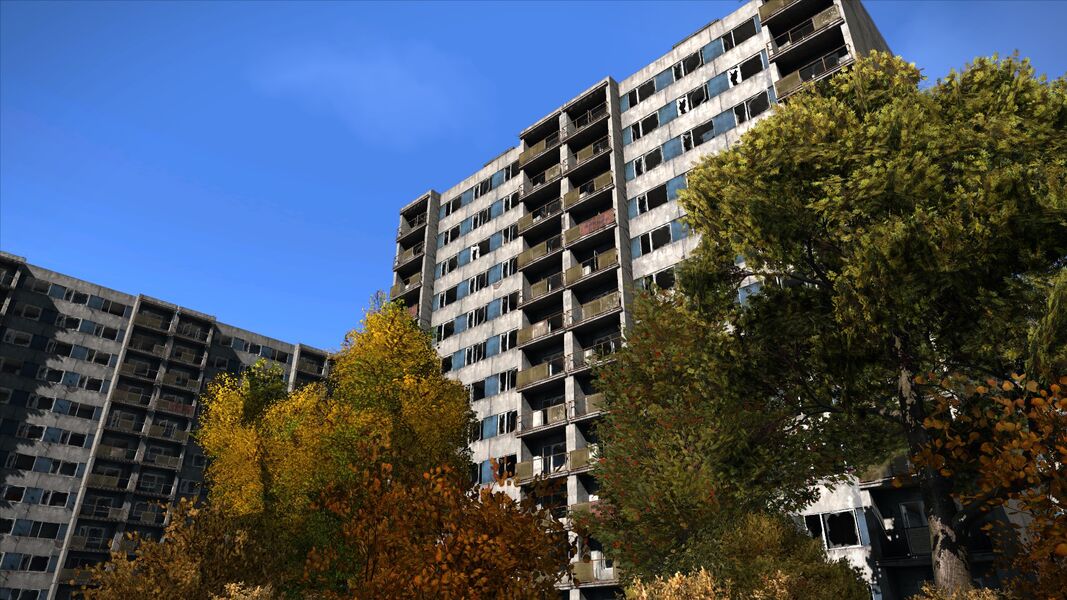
[135,313,170,331]
[120,363,158,381]
[517,198,563,233]
[514,445,599,482]
[758,0,801,22]
[395,242,425,267]
[86,473,128,490]
[111,388,151,407]
[521,402,568,432]
[524,164,562,194]
[146,425,188,443]
[516,356,567,389]
[80,504,128,521]
[563,172,613,209]
[297,358,324,375]
[517,235,563,269]
[574,392,606,418]
[136,483,174,497]
[564,248,619,286]
[145,453,181,469]
[96,445,137,462]
[170,348,202,365]
[563,209,615,246]
[155,398,195,417]
[69,535,111,553]
[161,372,200,392]
[128,337,165,356]
[571,557,618,585]
[574,291,621,324]
[133,509,166,525]
[390,272,422,299]
[522,272,564,304]
[572,335,624,370]
[397,212,428,238]
[566,103,608,136]
[105,418,142,434]
[58,568,94,585]
[768,5,842,58]
[518,312,567,346]
[518,130,561,166]
[568,445,598,471]
[570,136,611,168]
[174,323,209,342]
[774,45,852,100]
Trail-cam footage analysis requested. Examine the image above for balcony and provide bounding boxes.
[523,164,563,196]
[69,535,111,553]
[775,45,853,100]
[568,136,611,171]
[394,242,425,268]
[564,249,619,286]
[518,199,563,234]
[146,425,188,443]
[565,103,608,138]
[518,312,567,346]
[397,211,428,239]
[161,371,200,392]
[134,313,170,331]
[519,402,568,435]
[521,272,564,305]
[136,484,174,498]
[514,450,569,482]
[563,209,615,247]
[571,335,623,372]
[174,323,209,343]
[297,358,324,375]
[104,418,142,435]
[568,445,598,472]
[758,0,801,23]
[145,453,181,469]
[80,504,128,522]
[516,356,567,390]
[573,393,606,419]
[169,347,202,366]
[155,398,195,417]
[120,363,158,382]
[564,172,613,210]
[517,235,563,270]
[571,557,618,586]
[518,130,562,166]
[111,388,151,408]
[96,445,137,463]
[86,473,128,491]
[132,509,166,525]
[390,272,422,299]
[128,337,165,356]
[768,5,843,59]
[573,291,621,325]
[58,568,93,586]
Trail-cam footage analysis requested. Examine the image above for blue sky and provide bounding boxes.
[2,1,1065,350]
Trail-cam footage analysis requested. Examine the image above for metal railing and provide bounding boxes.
[570,136,611,167]
[563,171,613,209]
[390,272,422,298]
[395,242,425,267]
[523,272,564,304]
[574,291,621,324]
[758,0,801,22]
[768,5,842,57]
[128,337,165,356]
[518,130,562,166]
[120,363,158,381]
[774,45,852,99]
[397,212,428,237]
[135,313,170,331]
[567,103,608,135]
[518,198,563,233]
[572,335,624,370]
[521,402,568,432]
[297,358,324,375]
[571,557,618,584]
[517,312,567,346]
[517,235,563,269]
[574,392,606,418]
[525,164,562,193]
[516,356,568,389]
[563,208,615,246]
[146,425,188,443]
[161,371,200,391]
[96,445,137,462]
[80,503,128,521]
[174,323,208,342]
[155,398,195,417]
[564,248,619,286]
[170,348,202,365]
[112,388,151,407]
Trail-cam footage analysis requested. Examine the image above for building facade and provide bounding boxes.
[0,252,329,600]
[390,1,895,598]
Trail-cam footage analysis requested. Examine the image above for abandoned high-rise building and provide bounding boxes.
[388,2,995,599]
[0,252,329,600]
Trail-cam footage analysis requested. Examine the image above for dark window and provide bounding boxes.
[824,511,859,548]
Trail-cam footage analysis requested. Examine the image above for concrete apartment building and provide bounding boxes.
[0,251,329,600]
[387,1,998,599]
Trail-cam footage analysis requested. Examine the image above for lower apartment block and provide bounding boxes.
[383,1,944,599]
[0,252,329,600]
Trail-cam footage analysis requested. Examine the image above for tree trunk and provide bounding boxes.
[894,340,974,593]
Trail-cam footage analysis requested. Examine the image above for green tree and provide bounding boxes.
[670,51,1066,592]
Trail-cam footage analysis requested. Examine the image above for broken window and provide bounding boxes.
[692,120,715,146]
[740,53,764,79]
[824,511,860,548]
[629,184,670,218]
[723,17,759,51]
[644,148,663,172]
[804,514,823,540]
[18,304,42,321]
[900,501,927,529]
[3,329,32,347]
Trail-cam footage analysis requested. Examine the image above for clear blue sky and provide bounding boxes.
[2,1,1065,350]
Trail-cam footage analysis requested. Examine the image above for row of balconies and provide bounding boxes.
[103,416,189,443]
[84,473,175,499]
[133,313,210,343]
[96,444,182,469]
[516,335,623,389]
[111,389,195,417]
[520,248,619,306]
[767,4,842,59]
[518,393,605,435]
[517,209,616,271]
[517,291,621,346]
[119,362,201,392]
[79,502,166,526]
[514,444,599,482]
[518,103,610,168]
